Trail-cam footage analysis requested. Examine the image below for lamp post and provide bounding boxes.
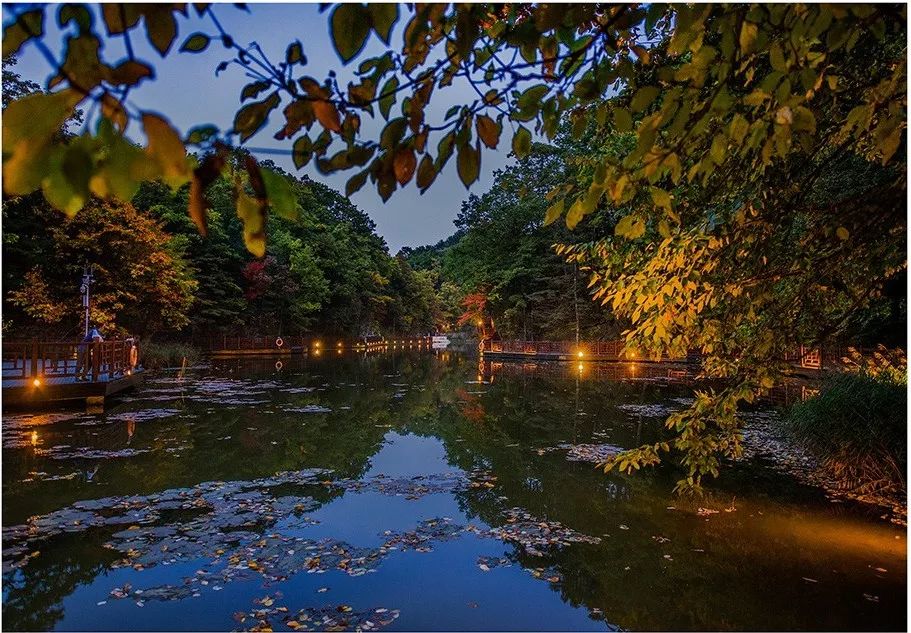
[80,265,94,337]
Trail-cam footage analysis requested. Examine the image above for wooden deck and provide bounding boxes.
[3,370,144,407]
[2,340,143,408]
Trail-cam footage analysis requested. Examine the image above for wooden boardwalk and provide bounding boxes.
[2,340,143,408]
[206,335,432,357]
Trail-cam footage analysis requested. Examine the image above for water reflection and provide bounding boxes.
[1,351,905,631]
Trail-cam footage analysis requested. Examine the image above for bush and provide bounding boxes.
[141,341,201,370]
[784,355,906,495]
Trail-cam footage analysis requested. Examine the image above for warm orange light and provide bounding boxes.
[314,349,321,356]
[577,351,584,358]
[313,340,321,348]
[476,319,483,326]
[337,341,342,347]
[30,431,38,446]
[578,363,584,372]
[32,378,41,387]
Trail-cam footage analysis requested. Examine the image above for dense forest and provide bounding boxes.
[403,129,625,341]
[3,145,439,343]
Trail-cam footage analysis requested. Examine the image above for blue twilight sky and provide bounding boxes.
[6,3,519,252]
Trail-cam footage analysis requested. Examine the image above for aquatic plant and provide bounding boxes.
[783,352,907,496]
[141,341,201,370]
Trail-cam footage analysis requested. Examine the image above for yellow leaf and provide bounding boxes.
[237,191,266,257]
[143,113,190,188]
[544,199,564,226]
[836,226,849,240]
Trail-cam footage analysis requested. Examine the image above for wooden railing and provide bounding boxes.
[480,339,687,362]
[208,335,307,352]
[2,340,139,382]
[206,335,434,351]
[481,339,872,371]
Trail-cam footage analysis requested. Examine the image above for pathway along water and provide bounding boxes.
[1,351,905,631]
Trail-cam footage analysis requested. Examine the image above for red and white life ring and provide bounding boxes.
[129,345,138,368]
[275,337,284,348]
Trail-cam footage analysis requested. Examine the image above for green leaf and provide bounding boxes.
[739,20,758,55]
[58,5,92,32]
[3,9,44,58]
[649,187,673,212]
[544,199,564,226]
[380,117,407,149]
[42,143,92,216]
[3,89,81,148]
[180,32,210,52]
[346,169,369,196]
[241,80,272,102]
[630,86,659,113]
[286,40,305,65]
[3,9,44,57]
[378,76,399,120]
[565,198,584,229]
[613,108,633,132]
[768,42,787,71]
[710,133,727,164]
[728,114,749,144]
[457,142,480,188]
[143,7,178,56]
[292,135,312,169]
[108,60,154,86]
[416,155,436,190]
[261,168,297,219]
[512,126,532,158]
[233,92,280,142]
[330,3,371,63]
[370,4,398,44]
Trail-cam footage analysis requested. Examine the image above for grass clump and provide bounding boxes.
[141,341,201,370]
[784,346,906,495]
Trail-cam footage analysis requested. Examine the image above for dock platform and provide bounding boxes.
[2,340,143,408]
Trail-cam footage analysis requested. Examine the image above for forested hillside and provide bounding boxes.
[3,155,439,340]
[404,128,625,341]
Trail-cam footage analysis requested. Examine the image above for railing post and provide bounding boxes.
[91,341,101,382]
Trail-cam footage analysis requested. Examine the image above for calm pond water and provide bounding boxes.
[2,351,906,631]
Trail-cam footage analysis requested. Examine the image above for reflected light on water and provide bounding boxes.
[760,512,906,559]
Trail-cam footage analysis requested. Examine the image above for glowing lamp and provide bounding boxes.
[32,378,41,387]
[577,351,584,358]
